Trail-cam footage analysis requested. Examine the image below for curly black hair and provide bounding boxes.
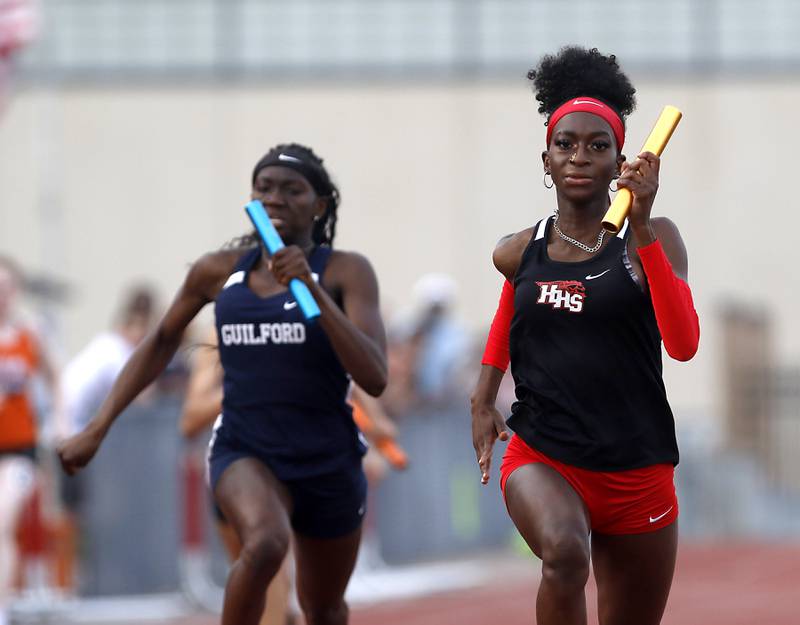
[229,143,340,250]
[528,46,636,124]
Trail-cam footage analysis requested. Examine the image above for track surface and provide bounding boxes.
[64,542,800,625]
[353,543,800,625]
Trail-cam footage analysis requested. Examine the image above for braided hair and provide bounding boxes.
[528,46,637,126]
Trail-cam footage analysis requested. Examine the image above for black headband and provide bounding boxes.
[252,152,333,197]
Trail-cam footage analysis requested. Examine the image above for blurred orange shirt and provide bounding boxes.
[0,327,39,450]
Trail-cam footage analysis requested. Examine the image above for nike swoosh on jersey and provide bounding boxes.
[283,273,318,309]
[649,506,674,523]
[223,271,245,289]
[585,269,611,280]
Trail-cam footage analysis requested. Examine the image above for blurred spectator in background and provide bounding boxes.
[379,328,419,419]
[61,286,157,435]
[409,273,469,402]
[383,273,470,416]
[56,285,158,593]
[0,255,59,625]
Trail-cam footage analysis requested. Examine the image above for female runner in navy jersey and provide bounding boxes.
[471,47,699,625]
[57,143,387,625]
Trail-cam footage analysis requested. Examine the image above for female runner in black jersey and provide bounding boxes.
[471,47,699,625]
[58,143,387,625]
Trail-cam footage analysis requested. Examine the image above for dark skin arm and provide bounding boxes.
[350,383,397,442]
[57,250,239,475]
[471,365,509,485]
[179,329,223,439]
[270,246,387,397]
[491,228,534,282]
[469,228,532,484]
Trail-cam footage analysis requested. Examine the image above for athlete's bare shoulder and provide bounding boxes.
[327,248,372,267]
[325,248,378,290]
[492,227,535,281]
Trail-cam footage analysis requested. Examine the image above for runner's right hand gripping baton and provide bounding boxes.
[245,200,321,321]
[602,105,683,233]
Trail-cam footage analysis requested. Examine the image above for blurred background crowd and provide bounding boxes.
[1,1,800,623]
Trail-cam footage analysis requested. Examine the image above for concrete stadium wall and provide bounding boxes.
[2,77,799,421]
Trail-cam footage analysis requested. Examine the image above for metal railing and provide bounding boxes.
[16,0,800,83]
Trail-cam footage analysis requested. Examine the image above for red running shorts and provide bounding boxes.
[500,434,678,535]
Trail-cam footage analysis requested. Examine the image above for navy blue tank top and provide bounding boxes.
[508,217,678,471]
[214,246,365,479]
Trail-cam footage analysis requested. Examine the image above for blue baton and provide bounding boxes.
[245,200,321,321]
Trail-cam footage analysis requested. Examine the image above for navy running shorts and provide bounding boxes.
[208,426,367,539]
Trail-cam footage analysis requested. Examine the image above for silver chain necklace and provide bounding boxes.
[552,213,606,254]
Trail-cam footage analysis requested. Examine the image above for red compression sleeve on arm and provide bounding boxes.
[638,239,700,361]
[481,280,514,371]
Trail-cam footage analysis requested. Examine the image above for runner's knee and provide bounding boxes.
[238,528,290,579]
[540,529,590,594]
[301,599,348,625]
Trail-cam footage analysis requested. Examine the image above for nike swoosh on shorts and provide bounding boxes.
[649,506,674,523]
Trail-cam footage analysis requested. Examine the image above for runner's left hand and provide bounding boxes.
[616,151,660,228]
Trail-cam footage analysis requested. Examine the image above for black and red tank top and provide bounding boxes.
[508,216,678,471]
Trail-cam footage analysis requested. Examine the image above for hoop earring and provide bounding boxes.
[543,171,554,189]
[609,176,619,192]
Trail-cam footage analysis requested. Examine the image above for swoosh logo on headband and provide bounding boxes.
[279,154,303,163]
[572,99,604,107]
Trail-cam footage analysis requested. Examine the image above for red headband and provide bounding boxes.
[546,97,625,150]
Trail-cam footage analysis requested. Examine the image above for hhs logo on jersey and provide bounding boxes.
[536,280,586,313]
